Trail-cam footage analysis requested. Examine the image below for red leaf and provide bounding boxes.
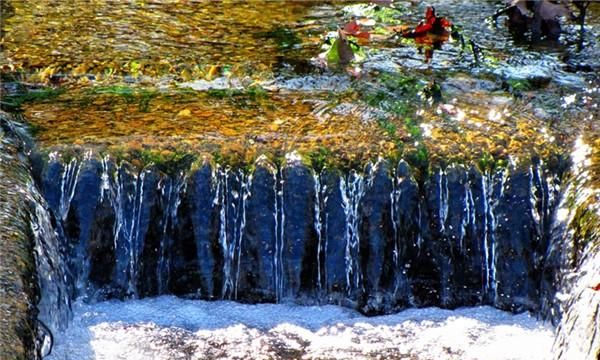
[425,6,436,24]
[413,21,433,36]
[591,283,600,291]
[401,6,452,62]
[343,20,361,35]
[403,6,452,38]
[343,20,371,41]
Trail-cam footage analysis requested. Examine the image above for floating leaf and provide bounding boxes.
[402,6,452,62]
[343,20,371,42]
[322,30,353,64]
[205,65,219,81]
[320,29,367,65]
[177,108,192,117]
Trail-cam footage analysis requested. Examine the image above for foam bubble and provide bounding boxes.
[46,296,553,360]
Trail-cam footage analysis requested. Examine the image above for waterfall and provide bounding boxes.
[30,152,567,323]
[157,174,186,294]
[214,167,250,300]
[29,183,72,335]
[438,168,449,233]
[481,172,497,301]
[340,170,365,295]
[461,180,475,253]
[273,164,284,302]
[313,173,323,292]
[114,167,146,298]
[57,157,80,222]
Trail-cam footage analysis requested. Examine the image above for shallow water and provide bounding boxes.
[47,296,553,360]
[2,1,598,167]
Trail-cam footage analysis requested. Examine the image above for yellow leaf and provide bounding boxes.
[205,65,219,81]
[180,69,192,81]
[177,109,192,117]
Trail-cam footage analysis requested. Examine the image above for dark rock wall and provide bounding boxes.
[33,153,565,318]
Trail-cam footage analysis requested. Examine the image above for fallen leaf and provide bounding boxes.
[402,6,452,62]
[343,20,371,42]
[177,109,192,117]
[322,30,355,65]
[205,65,219,81]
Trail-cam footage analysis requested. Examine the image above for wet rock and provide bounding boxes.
[0,117,38,359]
[358,161,396,314]
[87,182,117,300]
[441,75,499,95]
[494,168,541,312]
[64,158,102,298]
[168,174,203,297]
[282,163,319,300]
[237,160,278,302]
[216,168,247,300]
[137,170,174,298]
[445,165,484,307]
[31,152,567,319]
[188,163,221,299]
[40,157,65,215]
[500,65,553,90]
[393,161,420,308]
[321,168,351,301]
[466,167,492,304]
[263,75,351,92]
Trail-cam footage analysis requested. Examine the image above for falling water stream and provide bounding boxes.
[26,152,569,360]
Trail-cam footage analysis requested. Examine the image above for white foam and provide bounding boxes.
[46,296,554,360]
[178,76,244,91]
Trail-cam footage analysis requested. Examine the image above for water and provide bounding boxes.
[313,172,323,292]
[340,170,365,296]
[13,143,582,359]
[549,136,600,359]
[156,174,186,294]
[481,173,496,302]
[29,182,72,336]
[37,154,554,312]
[57,158,80,222]
[45,295,553,360]
[214,167,249,300]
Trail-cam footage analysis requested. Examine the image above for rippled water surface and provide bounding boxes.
[2,0,598,166]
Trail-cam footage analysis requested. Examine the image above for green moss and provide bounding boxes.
[135,149,196,174]
[364,90,388,108]
[245,85,268,100]
[307,146,333,172]
[379,72,423,96]
[504,78,532,94]
[359,71,424,119]
[0,87,65,112]
[403,117,422,139]
[571,200,600,263]
[210,151,254,172]
[85,85,158,112]
[477,151,496,172]
[256,27,300,50]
